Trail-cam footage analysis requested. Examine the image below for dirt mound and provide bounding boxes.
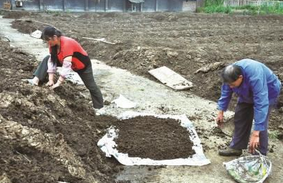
[0,134,82,183]
[11,19,43,34]
[0,38,118,182]
[2,10,34,19]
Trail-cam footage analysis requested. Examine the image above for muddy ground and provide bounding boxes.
[0,10,283,183]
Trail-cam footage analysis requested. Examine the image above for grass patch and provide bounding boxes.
[269,130,279,140]
[199,0,283,14]
[201,5,232,13]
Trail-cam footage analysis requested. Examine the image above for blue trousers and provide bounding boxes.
[229,102,274,155]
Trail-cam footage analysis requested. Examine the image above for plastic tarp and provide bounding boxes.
[97,111,210,166]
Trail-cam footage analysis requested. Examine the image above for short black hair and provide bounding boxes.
[41,26,62,41]
[221,65,242,83]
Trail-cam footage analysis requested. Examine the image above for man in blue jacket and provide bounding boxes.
[216,59,281,156]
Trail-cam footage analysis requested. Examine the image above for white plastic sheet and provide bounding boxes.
[97,111,210,166]
[30,30,42,39]
[148,66,193,90]
[112,95,137,109]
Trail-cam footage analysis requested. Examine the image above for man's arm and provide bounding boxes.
[216,84,233,127]
[249,67,269,153]
[217,84,233,111]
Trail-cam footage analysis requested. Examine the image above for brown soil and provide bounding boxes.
[115,116,194,160]
[1,10,283,183]
[0,35,120,182]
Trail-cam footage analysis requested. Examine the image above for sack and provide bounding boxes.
[224,151,272,183]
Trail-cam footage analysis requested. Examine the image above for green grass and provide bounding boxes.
[269,130,279,140]
[201,5,232,14]
[205,0,225,6]
[199,0,283,14]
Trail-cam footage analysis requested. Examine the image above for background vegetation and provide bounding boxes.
[198,0,283,14]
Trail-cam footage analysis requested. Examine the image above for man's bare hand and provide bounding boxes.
[216,111,224,128]
[249,131,260,154]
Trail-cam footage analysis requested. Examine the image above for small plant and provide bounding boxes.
[202,0,232,13]
[269,130,279,140]
[203,5,232,13]
[205,0,225,6]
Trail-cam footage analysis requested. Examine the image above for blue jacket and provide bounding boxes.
[217,59,281,131]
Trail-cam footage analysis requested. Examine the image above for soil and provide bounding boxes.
[0,10,283,183]
[0,33,121,182]
[115,116,194,160]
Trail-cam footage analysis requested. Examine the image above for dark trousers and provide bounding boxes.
[229,102,273,155]
[33,55,49,81]
[77,63,104,109]
[34,55,104,109]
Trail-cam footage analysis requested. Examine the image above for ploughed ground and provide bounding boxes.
[0,10,283,183]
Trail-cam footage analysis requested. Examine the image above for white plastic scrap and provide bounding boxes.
[30,30,42,39]
[97,126,119,157]
[112,95,137,109]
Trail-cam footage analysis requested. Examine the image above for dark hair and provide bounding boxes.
[41,26,62,41]
[221,65,242,83]
[41,26,62,65]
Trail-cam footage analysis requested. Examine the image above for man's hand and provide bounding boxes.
[216,111,224,128]
[249,131,260,154]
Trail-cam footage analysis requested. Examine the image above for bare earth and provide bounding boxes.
[0,10,283,183]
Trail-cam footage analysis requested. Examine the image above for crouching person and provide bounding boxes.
[28,26,103,110]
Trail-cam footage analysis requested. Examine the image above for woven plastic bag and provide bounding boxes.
[223,151,272,183]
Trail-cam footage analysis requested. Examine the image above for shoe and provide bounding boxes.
[95,108,106,116]
[218,147,242,156]
[22,79,38,86]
